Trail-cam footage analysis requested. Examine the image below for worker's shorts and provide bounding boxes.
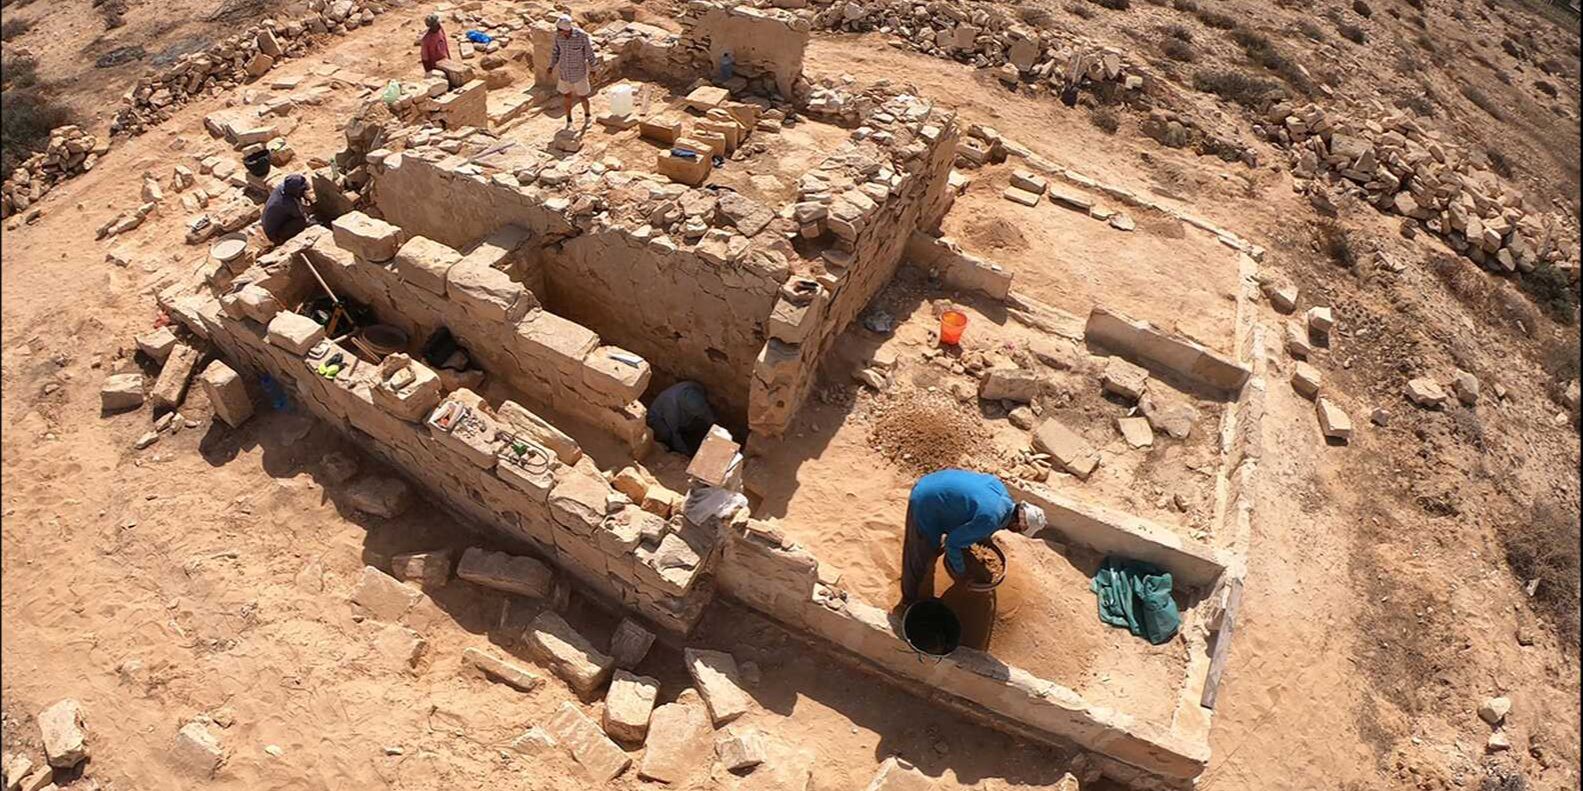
[557,77,592,97]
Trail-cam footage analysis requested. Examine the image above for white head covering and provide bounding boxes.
[1018,502,1047,536]
[556,13,573,30]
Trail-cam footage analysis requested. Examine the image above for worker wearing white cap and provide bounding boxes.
[900,469,1047,604]
[550,13,597,128]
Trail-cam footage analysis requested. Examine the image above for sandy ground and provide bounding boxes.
[4,0,1581,789]
[942,162,1241,353]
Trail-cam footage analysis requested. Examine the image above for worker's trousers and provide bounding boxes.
[900,503,939,604]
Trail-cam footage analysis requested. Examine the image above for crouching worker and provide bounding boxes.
[900,468,1046,604]
[261,173,312,246]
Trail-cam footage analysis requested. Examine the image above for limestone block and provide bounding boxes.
[641,486,682,519]
[526,611,615,698]
[331,211,403,262]
[456,547,553,598]
[686,426,742,488]
[1117,416,1154,448]
[446,259,531,322]
[372,354,443,422]
[716,729,766,772]
[1306,306,1334,335]
[351,565,424,621]
[638,692,712,783]
[866,757,934,791]
[464,647,543,692]
[433,79,489,129]
[197,360,255,427]
[1009,169,1047,194]
[233,283,284,324]
[497,400,583,464]
[1291,361,1323,400]
[1405,377,1448,408]
[435,59,475,88]
[657,150,711,186]
[978,367,1041,403]
[516,312,599,376]
[1139,389,1198,439]
[150,342,203,411]
[682,85,730,111]
[1101,356,1149,401]
[639,115,684,145]
[264,311,325,356]
[101,373,146,411]
[38,699,86,768]
[173,721,223,778]
[684,648,750,725]
[427,395,505,468]
[1316,397,1352,442]
[602,670,660,744]
[1452,369,1480,405]
[393,235,461,296]
[137,326,179,362]
[346,476,412,518]
[549,458,612,536]
[390,548,452,588]
[511,727,556,755]
[1031,419,1099,480]
[543,702,631,783]
[582,346,651,404]
[609,618,656,669]
[1284,321,1313,359]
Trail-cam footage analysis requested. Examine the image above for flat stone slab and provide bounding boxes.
[345,476,411,518]
[544,702,630,783]
[1031,418,1100,480]
[638,692,712,783]
[350,565,423,622]
[464,647,543,692]
[1002,186,1040,207]
[456,547,552,598]
[684,648,751,726]
[173,721,223,778]
[526,611,614,698]
[101,373,146,411]
[1117,416,1154,448]
[865,756,935,791]
[1101,356,1149,401]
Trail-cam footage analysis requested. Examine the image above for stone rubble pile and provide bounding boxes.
[1260,102,1580,280]
[109,0,396,137]
[807,0,1133,93]
[1,126,107,218]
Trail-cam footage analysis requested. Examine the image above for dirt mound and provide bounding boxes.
[866,388,991,475]
[961,216,1028,252]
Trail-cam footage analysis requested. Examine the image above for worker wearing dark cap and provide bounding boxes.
[261,173,311,245]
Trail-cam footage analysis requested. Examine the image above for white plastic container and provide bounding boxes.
[608,84,635,117]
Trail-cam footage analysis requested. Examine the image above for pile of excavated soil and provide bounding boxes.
[960,215,1029,251]
[960,542,1004,584]
[866,388,992,475]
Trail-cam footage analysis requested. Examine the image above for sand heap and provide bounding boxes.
[866,387,993,475]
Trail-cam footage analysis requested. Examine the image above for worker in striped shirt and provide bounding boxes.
[550,14,597,129]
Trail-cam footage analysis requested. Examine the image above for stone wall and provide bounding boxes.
[671,2,812,97]
[370,151,785,421]
[162,276,717,634]
[749,100,960,436]
[298,223,653,451]
[543,230,783,419]
[712,513,1214,786]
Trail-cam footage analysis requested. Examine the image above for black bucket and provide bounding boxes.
[243,149,272,178]
[902,598,961,658]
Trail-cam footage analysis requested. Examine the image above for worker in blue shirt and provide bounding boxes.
[901,469,1047,603]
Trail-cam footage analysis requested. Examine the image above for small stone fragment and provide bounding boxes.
[38,699,87,768]
[1117,416,1153,448]
[716,729,766,772]
[1478,696,1511,725]
[608,618,656,670]
[602,670,660,744]
[463,647,543,692]
[1100,356,1149,401]
[173,721,223,778]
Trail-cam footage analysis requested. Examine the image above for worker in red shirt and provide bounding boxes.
[420,14,450,73]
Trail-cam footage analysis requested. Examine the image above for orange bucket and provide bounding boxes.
[939,310,968,345]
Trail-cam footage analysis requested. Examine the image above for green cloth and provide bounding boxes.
[1090,557,1181,645]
